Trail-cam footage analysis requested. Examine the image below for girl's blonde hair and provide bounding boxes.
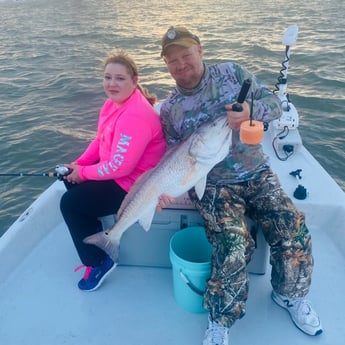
[104,50,157,106]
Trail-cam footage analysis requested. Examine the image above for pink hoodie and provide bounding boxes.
[76,89,166,192]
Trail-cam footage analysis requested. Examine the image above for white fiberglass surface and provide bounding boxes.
[0,220,344,345]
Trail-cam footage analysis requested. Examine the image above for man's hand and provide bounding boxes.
[156,194,176,211]
[225,101,250,129]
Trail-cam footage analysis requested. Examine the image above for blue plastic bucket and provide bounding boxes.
[169,226,212,313]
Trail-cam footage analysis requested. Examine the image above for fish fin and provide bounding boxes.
[194,176,207,199]
[84,231,120,262]
[138,207,156,232]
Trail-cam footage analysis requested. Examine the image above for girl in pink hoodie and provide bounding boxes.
[60,50,166,291]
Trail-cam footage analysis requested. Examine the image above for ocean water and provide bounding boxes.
[0,0,344,235]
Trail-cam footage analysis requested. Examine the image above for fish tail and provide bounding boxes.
[83,231,120,263]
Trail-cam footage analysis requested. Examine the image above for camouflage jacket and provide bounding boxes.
[160,62,282,183]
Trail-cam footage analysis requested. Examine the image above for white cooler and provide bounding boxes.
[100,193,269,274]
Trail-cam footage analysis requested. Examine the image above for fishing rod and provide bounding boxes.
[0,165,71,180]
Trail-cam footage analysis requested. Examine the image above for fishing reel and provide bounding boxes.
[55,164,72,180]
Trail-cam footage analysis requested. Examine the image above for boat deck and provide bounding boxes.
[1,134,345,345]
[0,218,344,345]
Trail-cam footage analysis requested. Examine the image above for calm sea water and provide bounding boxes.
[1,0,344,235]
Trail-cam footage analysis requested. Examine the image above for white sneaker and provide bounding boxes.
[271,290,323,336]
[203,314,229,345]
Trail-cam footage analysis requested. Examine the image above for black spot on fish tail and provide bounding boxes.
[84,231,120,262]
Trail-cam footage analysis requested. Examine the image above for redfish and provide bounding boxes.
[84,116,232,261]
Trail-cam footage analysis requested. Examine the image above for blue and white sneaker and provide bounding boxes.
[272,290,323,336]
[74,256,116,291]
[203,314,229,345]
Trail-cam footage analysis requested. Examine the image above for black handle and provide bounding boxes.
[232,78,252,112]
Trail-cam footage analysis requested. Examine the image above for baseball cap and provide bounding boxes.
[161,26,200,57]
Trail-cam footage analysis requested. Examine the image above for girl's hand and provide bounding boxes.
[64,163,82,184]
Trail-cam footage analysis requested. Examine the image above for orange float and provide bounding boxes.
[240,120,264,145]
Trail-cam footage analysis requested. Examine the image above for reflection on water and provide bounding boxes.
[0,0,344,233]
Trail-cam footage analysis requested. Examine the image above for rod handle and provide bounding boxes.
[232,78,252,112]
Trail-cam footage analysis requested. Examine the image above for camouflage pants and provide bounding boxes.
[188,168,313,328]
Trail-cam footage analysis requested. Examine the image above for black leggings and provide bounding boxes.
[60,180,127,266]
